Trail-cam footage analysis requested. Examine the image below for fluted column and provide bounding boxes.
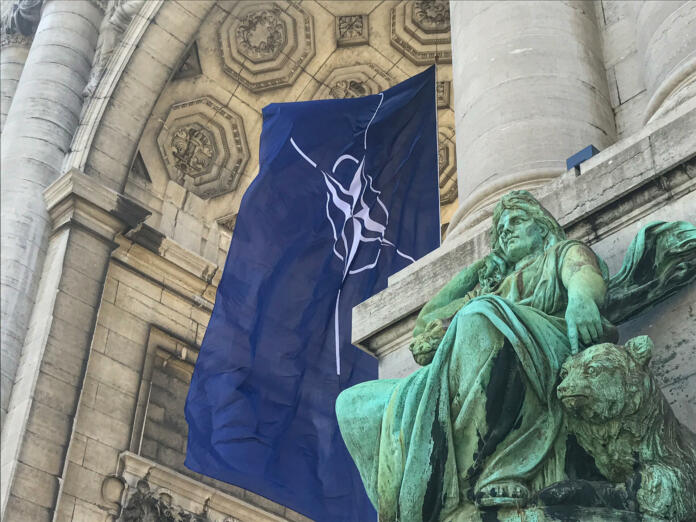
[637,1,696,123]
[447,0,615,239]
[0,0,102,422]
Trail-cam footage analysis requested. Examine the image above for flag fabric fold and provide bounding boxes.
[185,66,440,521]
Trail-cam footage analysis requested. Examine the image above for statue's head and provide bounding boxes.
[490,191,565,263]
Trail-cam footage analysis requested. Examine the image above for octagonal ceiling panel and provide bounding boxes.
[391,0,451,65]
[313,64,394,100]
[157,97,250,199]
[218,1,315,92]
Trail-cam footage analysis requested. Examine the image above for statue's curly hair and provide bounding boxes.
[478,191,566,292]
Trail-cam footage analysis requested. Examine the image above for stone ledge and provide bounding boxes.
[353,101,696,350]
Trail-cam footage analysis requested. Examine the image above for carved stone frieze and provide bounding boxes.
[336,14,369,47]
[120,477,210,522]
[438,127,457,205]
[436,80,450,109]
[157,97,249,199]
[314,64,393,100]
[218,1,315,92]
[390,0,451,65]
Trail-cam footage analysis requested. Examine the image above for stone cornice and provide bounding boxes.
[112,225,218,310]
[353,100,696,351]
[43,168,150,242]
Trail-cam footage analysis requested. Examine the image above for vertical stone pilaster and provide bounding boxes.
[446,0,616,239]
[0,170,149,520]
[0,0,103,423]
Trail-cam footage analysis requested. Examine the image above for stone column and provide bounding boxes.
[446,0,616,239]
[0,0,43,132]
[637,1,696,123]
[0,0,102,422]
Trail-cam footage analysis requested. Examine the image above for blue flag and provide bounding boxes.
[185,66,440,521]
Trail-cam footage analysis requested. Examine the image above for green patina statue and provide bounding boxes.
[336,191,696,521]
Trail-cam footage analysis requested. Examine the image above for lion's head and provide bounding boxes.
[557,336,654,424]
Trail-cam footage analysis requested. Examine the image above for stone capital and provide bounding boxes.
[43,168,150,242]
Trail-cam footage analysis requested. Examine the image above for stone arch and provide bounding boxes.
[63,0,217,194]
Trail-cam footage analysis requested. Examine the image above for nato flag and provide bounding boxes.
[185,66,440,521]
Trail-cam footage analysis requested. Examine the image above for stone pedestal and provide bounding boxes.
[446,505,651,522]
[447,0,615,238]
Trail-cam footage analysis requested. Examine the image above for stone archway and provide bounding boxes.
[65,0,216,194]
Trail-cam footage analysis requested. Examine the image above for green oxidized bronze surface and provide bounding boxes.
[336,191,696,521]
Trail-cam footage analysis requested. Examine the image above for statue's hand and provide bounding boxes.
[409,319,445,366]
[565,290,604,354]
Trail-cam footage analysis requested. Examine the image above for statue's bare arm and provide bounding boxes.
[561,244,607,354]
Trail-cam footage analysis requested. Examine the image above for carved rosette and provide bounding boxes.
[390,0,452,65]
[336,14,369,47]
[438,127,457,205]
[218,1,315,92]
[157,97,249,199]
[313,64,393,100]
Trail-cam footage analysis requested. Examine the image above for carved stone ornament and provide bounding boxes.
[83,0,146,97]
[412,0,450,33]
[336,189,696,521]
[218,1,315,92]
[217,213,237,234]
[336,14,369,47]
[120,477,210,522]
[438,127,457,205]
[157,97,250,199]
[0,0,42,47]
[313,64,393,100]
[390,0,452,65]
[436,80,451,109]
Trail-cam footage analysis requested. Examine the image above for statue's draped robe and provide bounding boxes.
[337,240,606,522]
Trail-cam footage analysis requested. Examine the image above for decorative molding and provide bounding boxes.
[173,42,202,80]
[156,96,250,199]
[336,14,368,47]
[438,127,457,205]
[217,213,237,234]
[218,1,315,92]
[436,80,450,109]
[390,0,451,65]
[314,63,393,100]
